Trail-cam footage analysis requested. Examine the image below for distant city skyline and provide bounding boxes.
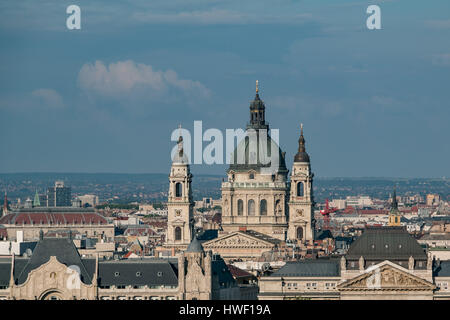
[0,0,449,178]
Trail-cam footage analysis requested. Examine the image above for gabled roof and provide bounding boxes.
[227,264,255,279]
[338,260,435,291]
[345,226,427,260]
[14,237,93,285]
[202,229,280,248]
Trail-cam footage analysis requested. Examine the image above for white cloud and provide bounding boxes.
[432,54,450,67]
[77,60,211,100]
[31,89,65,108]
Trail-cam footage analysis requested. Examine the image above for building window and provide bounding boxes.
[260,199,267,216]
[175,183,182,197]
[114,272,120,277]
[296,227,303,240]
[175,227,182,241]
[157,272,163,277]
[248,199,255,216]
[249,173,254,179]
[237,200,243,216]
[136,272,142,277]
[296,182,304,197]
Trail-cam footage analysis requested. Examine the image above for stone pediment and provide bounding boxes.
[202,231,276,249]
[338,261,435,291]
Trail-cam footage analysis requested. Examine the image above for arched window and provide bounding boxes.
[296,227,304,240]
[296,182,304,197]
[248,200,255,216]
[260,199,267,216]
[237,200,243,216]
[275,199,281,215]
[175,227,182,241]
[175,182,182,197]
[249,173,255,179]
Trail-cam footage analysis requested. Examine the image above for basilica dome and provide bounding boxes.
[228,86,287,174]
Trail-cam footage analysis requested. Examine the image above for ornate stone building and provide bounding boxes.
[165,133,195,250]
[220,83,289,241]
[0,207,114,242]
[287,124,314,243]
[206,83,314,260]
[0,235,242,300]
[258,226,450,300]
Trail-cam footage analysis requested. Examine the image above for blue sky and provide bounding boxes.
[0,0,449,177]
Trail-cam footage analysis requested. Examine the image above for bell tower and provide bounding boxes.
[166,127,194,249]
[288,124,314,244]
[388,186,401,226]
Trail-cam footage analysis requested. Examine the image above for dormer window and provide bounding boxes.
[157,272,163,277]
[249,173,254,180]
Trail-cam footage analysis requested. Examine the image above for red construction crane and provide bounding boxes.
[320,199,338,230]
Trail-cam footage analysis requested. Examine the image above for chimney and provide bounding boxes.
[239,226,247,232]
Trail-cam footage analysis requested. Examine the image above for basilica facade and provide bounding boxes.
[166,83,315,259]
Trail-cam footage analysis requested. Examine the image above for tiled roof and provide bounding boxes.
[345,226,427,260]
[227,264,254,279]
[0,208,109,226]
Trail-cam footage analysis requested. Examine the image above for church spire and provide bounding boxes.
[33,189,41,207]
[248,80,268,130]
[294,123,310,162]
[173,124,188,164]
[177,124,184,158]
[391,186,398,211]
[388,186,401,226]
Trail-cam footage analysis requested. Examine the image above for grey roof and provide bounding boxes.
[14,237,93,285]
[242,230,281,245]
[270,260,340,277]
[434,261,450,277]
[211,256,236,288]
[315,229,333,241]
[346,226,427,260]
[0,260,11,286]
[186,237,204,253]
[97,260,178,287]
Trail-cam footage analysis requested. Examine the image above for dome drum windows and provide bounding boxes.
[248,199,255,216]
[237,200,244,216]
[260,199,267,216]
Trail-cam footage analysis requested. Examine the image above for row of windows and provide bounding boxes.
[236,199,273,216]
[285,282,336,290]
[437,282,449,290]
